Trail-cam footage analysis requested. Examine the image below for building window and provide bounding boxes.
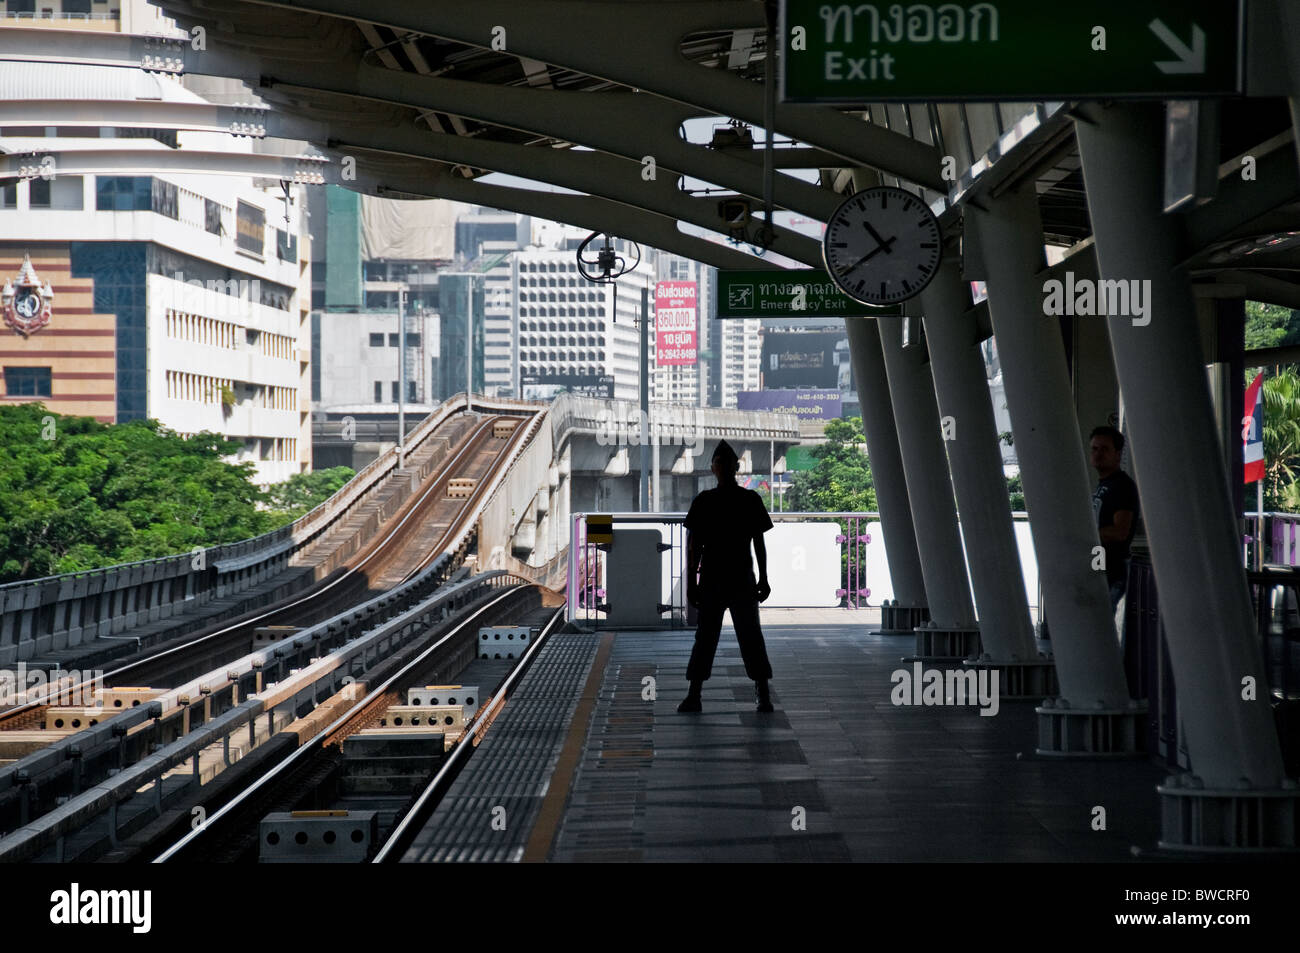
[204,198,222,235]
[0,182,15,208]
[151,178,178,219]
[369,333,384,347]
[374,381,383,402]
[388,333,399,347]
[406,333,421,348]
[4,366,52,397]
[391,380,399,401]
[28,177,51,208]
[95,175,151,211]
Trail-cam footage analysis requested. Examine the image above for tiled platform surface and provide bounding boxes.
[547,616,1165,862]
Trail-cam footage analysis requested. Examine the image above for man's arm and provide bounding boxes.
[753,532,768,584]
[1100,509,1134,543]
[753,531,771,602]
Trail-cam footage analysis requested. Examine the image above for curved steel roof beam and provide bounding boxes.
[321,118,822,266]
[0,99,285,138]
[256,62,843,220]
[187,0,943,188]
[0,25,841,221]
[0,145,328,181]
[339,158,784,273]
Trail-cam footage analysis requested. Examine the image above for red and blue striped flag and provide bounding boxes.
[1244,372,1265,484]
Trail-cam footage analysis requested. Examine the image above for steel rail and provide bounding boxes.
[151,580,533,862]
[372,602,567,863]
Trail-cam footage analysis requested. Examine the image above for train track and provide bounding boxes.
[0,408,545,849]
[149,592,566,863]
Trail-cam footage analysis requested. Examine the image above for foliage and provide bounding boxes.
[786,416,877,514]
[264,466,356,522]
[1006,473,1025,511]
[0,404,298,582]
[1245,301,1300,351]
[1259,369,1300,512]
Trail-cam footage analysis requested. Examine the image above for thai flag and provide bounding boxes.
[1244,372,1265,484]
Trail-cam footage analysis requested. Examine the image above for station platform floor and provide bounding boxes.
[407,609,1168,863]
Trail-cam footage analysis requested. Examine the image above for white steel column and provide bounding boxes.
[843,317,928,621]
[1075,102,1285,788]
[921,258,1038,663]
[876,314,978,639]
[967,188,1131,710]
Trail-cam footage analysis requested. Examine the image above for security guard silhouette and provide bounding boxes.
[678,440,775,713]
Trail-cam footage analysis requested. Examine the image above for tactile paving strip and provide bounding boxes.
[399,632,600,863]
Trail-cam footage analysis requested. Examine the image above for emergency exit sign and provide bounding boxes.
[779,0,1243,102]
[716,269,901,319]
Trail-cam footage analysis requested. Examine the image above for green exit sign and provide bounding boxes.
[717,269,901,319]
[780,0,1242,102]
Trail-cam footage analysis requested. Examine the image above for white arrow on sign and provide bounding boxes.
[1149,19,1206,74]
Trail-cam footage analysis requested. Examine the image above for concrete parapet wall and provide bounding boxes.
[0,393,544,666]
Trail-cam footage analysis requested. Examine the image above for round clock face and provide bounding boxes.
[822,187,942,305]
[14,291,41,319]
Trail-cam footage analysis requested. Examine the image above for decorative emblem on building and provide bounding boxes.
[2,254,54,337]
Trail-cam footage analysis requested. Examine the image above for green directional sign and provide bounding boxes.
[780,0,1242,102]
[716,269,901,319]
[784,445,821,471]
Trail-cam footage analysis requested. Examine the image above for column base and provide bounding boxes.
[1157,778,1300,853]
[908,623,981,661]
[879,601,929,636]
[962,658,1058,699]
[1034,700,1147,756]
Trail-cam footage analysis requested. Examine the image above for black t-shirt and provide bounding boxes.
[1092,470,1139,585]
[684,482,774,590]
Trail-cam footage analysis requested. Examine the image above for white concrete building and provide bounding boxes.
[513,241,654,404]
[0,56,313,485]
[456,209,527,396]
[720,317,762,409]
[316,309,439,411]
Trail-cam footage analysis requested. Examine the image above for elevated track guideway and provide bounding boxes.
[0,406,549,859]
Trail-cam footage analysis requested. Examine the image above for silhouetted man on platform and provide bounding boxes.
[678,440,775,714]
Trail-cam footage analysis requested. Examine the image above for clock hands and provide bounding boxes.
[843,223,898,275]
[844,242,892,274]
[863,220,895,251]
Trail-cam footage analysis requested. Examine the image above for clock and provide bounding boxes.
[822,186,942,306]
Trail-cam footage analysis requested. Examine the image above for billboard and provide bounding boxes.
[737,389,842,421]
[655,280,697,366]
[761,330,847,390]
[521,373,614,400]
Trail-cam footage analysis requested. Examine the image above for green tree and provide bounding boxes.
[264,466,356,521]
[786,417,877,513]
[1246,301,1300,350]
[0,404,286,582]
[1259,369,1300,512]
[1006,473,1026,511]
